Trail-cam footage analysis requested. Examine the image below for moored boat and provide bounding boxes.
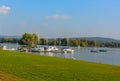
[30,47,44,52]
[90,49,98,53]
[62,48,74,53]
[99,49,107,52]
[44,46,60,52]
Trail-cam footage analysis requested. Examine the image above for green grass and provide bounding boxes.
[0,50,120,81]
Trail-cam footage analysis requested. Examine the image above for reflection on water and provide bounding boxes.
[38,52,74,59]
[36,52,54,56]
[44,52,54,56]
[1,43,120,66]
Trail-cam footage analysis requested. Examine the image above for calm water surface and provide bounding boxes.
[1,43,120,66]
[51,47,120,66]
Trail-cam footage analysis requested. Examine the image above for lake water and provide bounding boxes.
[49,47,120,66]
[1,43,120,66]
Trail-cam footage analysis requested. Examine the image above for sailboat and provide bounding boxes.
[90,40,98,53]
[62,38,74,53]
[77,45,81,49]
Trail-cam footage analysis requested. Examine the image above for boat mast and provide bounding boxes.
[94,40,97,49]
[67,38,69,48]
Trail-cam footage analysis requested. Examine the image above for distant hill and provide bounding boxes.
[71,37,120,42]
[0,35,120,42]
[0,35,21,38]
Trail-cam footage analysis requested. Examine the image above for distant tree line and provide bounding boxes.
[0,33,120,48]
[0,38,20,43]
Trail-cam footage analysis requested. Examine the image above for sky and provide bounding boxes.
[0,0,120,39]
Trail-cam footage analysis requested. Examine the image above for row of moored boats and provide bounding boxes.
[90,49,107,53]
[30,46,74,53]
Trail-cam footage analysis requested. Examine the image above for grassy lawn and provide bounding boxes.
[0,50,120,81]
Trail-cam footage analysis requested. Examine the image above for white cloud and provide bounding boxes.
[46,14,72,20]
[0,5,11,15]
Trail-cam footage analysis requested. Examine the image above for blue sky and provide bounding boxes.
[0,0,120,39]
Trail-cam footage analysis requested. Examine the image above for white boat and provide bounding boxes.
[77,45,81,49]
[0,46,7,50]
[61,37,74,53]
[62,48,74,53]
[44,46,59,52]
[31,47,44,52]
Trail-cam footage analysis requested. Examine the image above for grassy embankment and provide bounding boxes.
[0,50,120,81]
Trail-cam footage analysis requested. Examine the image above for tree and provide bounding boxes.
[73,39,81,46]
[56,38,61,46]
[21,33,40,48]
[81,40,88,47]
[43,38,49,45]
[61,38,69,46]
